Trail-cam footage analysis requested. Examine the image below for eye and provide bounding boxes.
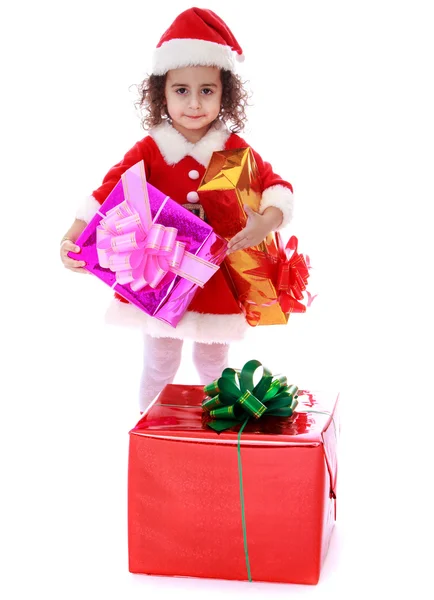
[175,88,188,95]
[201,88,213,95]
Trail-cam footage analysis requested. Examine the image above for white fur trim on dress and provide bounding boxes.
[259,185,294,230]
[75,195,101,224]
[105,298,249,344]
[190,123,231,166]
[149,120,231,167]
[152,39,235,75]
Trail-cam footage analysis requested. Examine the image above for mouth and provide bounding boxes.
[185,115,205,120]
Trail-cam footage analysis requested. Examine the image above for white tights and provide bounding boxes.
[139,335,229,412]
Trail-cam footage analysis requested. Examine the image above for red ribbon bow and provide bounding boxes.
[276,235,311,313]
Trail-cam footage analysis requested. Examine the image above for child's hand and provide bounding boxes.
[227,205,282,254]
[60,239,89,274]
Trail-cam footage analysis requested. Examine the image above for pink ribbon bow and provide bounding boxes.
[96,162,219,292]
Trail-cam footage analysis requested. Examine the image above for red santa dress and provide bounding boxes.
[76,120,294,344]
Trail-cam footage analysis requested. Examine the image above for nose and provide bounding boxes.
[188,92,201,110]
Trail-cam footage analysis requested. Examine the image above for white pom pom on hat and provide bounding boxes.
[152,7,245,75]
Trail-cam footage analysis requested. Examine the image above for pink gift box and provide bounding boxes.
[69,162,227,327]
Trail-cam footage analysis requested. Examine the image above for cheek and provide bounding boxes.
[212,94,222,112]
[165,95,180,113]
[214,92,223,108]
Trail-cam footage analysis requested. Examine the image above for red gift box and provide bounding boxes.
[128,385,339,585]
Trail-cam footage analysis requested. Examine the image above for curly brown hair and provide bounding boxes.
[135,69,250,133]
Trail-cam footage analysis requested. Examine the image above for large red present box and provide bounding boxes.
[128,384,339,585]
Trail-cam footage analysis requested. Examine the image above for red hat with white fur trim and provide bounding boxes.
[152,7,244,75]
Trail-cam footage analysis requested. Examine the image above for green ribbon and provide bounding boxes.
[202,359,299,432]
[202,359,299,581]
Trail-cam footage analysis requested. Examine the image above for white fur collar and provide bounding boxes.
[149,120,231,167]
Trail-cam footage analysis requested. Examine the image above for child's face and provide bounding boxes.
[164,66,222,139]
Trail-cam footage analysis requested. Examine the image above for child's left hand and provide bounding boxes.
[227,205,283,254]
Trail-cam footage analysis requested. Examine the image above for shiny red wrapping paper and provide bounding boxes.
[128,385,339,585]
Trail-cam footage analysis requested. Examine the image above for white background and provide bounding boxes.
[1,1,433,598]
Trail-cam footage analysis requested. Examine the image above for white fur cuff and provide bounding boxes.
[75,195,101,224]
[259,185,294,230]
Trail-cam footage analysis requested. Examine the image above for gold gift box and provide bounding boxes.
[198,147,289,326]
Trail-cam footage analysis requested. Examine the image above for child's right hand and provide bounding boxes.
[60,239,89,274]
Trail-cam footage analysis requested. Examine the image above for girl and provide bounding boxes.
[60,7,294,412]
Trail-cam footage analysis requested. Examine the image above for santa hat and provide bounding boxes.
[152,7,244,75]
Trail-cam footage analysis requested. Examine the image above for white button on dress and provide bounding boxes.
[188,170,200,180]
[186,191,200,203]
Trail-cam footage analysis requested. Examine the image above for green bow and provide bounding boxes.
[202,359,299,432]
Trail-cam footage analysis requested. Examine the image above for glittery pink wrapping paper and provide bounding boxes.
[68,179,228,327]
